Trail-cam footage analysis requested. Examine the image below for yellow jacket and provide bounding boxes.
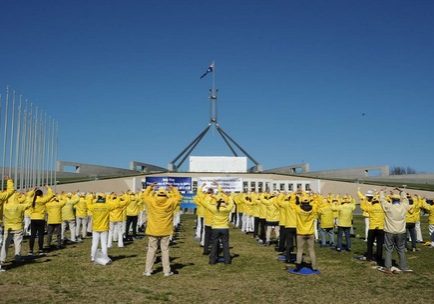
[261,194,280,222]
[126,193,143,216]
[88,197,120,232]
[61,194,80,221]
[142,186,181,236]
[74,196,88,218]
[295,202,318,235]
[29,187,55,220]
[0,179,16,224]
[318,200,335,229]
[3,199,32,230]
[422,200,434,225]
[361,201,384,230]
[46,199,66,224]
[332,201,355,227]
[109,196,128,222]
[201,195,234,229]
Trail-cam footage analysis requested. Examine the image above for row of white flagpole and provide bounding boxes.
[0,86,58,191]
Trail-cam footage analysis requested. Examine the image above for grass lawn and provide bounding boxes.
[0,215,433,304]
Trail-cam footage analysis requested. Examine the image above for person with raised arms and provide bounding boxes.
[142,184,181,277]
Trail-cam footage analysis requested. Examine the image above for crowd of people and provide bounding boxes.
[0,178,183,275]
[193,185,434,274]
[1,176,433,276]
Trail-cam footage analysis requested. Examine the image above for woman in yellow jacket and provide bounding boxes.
[405,195,419,252]
[125,192,143,240]
[1,189,31,270]
[107,193,128,248]
[46,196,66,249]
[200,193,234,265]
[261,193,280,246]
[0,178,16,251]
[29,187,54,255]
[318,198,335,247]
[142,185,181,276]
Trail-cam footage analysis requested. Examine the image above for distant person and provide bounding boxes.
[142,184,181,277]
[380,189,413,273]
[45,196,66,249]
[421,199,434,247]
[358,189,375,242]
[0,177,16,253]
[61,192,80,243]
[332,196,355,252]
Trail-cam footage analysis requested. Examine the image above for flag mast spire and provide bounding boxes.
[168,62,262,172]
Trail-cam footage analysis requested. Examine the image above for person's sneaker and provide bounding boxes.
[412,248,416,252]
[143,272,152,277]
[28,252,34,256]
[38,251,45,256]
[336,248,342,252]
[402,269,414,273]
[359,256,367,261]
[163,272,174,277]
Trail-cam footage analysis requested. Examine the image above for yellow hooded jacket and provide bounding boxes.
[29,187,55,220]
[46,198,67,224]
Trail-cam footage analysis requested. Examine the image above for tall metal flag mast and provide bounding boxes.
[168,62,262,172]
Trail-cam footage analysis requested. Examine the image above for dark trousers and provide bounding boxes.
[337,226,351,250]
[209,228,230,264]
[204,225,212,254]
[30,220,46,252]
[285,227,297,260]
[126,216,138,238]
[238,212,243,228]
[366,229,384,264]
[258,218,266,242]
[278,226,288,252]
[253,217,260,237]
[47,224,62,247]
[406,223,417,249]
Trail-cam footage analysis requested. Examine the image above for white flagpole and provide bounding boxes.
[8,91,16,177]
[50,118,55,186]
[2,86,10,187]
[54,121,58,191]
[20,100,28,190]
[32,107,38,188]
[14,96,22,184]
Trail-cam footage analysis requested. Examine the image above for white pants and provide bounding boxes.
[266,226,280,242]
[138,211,146,228]
[415,221,423,242]
[87,216,93,233]
[108,222,124,248]
[365,217,369,240]
[1,229,23,263]
[314,219,319,240]
[24,216,31,235]
[195,216,203,239]
[91,231,108,261]
[62,220,76,241]
[76,217,88,238]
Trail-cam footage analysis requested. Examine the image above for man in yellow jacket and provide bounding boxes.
[125,192,143,240]
[1,184,30,270]
[74,193,88,241]
[142,184,181,277]
[107,193,128,248]
[332,196,355,252]
[421,199,434,247]
[294,195,318,271]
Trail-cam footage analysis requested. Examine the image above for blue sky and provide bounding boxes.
[1,0,433,172]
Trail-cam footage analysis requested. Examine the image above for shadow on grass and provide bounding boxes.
[153,262,195,275]
[3,256,52,271]
[110,254,139,261]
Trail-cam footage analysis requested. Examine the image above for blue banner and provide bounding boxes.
[143,176,195,209]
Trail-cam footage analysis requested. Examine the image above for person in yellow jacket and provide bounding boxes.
[332,196,355,252]
[405,194,419,252]
[46,196,66,249]
[294,196,318,272]
[197,184,218,254]
[318,198,335,247]
[74,193,88,241]
[358,189,375,242]
[61,192,79,243]
[261,193,280,246]
[421,199,434,247]
[142,184,181,277]
[276,192,297,263]
[360,194,385,265]
[199,192,234,265]
[107,193,128,248]
[0,178,16,252]
[193,186,206,242]
[125,192,143,240]
[88,194,120,262]
[29,186,54,255]
[0,184,30,271]
[86,193,95,236]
